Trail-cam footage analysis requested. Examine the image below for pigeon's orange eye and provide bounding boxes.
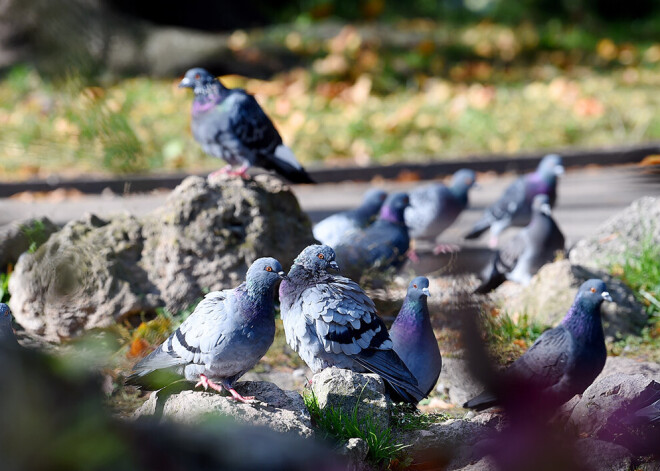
[265,266,273,272]
[413,284,418,289]
[590,287,596,293]
[195,73,200,80]
[318,253,325,259]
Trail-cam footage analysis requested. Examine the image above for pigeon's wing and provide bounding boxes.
[465,176,526,239]
[127,291,233,381]
[228,91,282,156]
[300,276,424,403]
[508,325,573,389]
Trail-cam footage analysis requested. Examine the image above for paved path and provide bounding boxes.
[1,164,658,250]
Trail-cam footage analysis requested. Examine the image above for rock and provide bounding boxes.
[9,175,315,341]
[0,217,59,269]
[598,357,660,382]
[492,259,646,338]
[574,438,633,471]
[337,438,369,471]
[311,367,390,430]
[569,373,660,456]
[570,196,660,272]
[436,356,486,406]
[134,380,314,438]
[450,456,496,471]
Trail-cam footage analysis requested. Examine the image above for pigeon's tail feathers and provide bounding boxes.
[354,349,425,404]
[463,390,498,411]
[473,254,507,294]
[125,343,185,386]
[272,145,315,184]
[464,218,491,240]
[633,401,660,424]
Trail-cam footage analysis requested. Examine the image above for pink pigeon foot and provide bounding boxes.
[488,236,499,249]
[407,250,421,264]
[432,243,461,255]
[227,388,256,403]
[195,374,225,393]
[208,165,233,179]
[228,165,250,179]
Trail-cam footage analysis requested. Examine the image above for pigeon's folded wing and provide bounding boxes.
[229,91,281,154]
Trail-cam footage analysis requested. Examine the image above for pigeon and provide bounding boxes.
[333,192,410,280]
[464,154,564,247]
[313,188,387,248]
[474,194,566,294]
[405,169,476,253]
[389,277,442,397]
[0,304,18,348]
[179,67,314,184]
[127,257,285,402]
[279,244,425,404]
[464,279,612,411]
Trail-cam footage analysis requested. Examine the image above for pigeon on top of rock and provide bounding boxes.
[464,279,611,411]
[179,67,314,184]
[474,194,566,294]
[313,188,387,248]
[405,168,476,254]
[0,304,18,349]
[127,257,285,403]
[464,154,564,248]
[333,192,411,280]
[389,277,442,398]
[279,245,425,404]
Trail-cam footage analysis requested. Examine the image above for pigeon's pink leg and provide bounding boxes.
[228,164,250,179]
[195,374,225,393]
[407,249,420,264]
[227,388,256,403]
[432,243,461,255]
[208,165,233,178]
[488,235,499,249]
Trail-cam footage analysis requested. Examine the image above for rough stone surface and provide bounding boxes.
[311,367,390,430]
[492,259,646,338]
[134,381,313,437]
[337,438,369,471]
[9,175,315,341]
[574,438,633,471]
[436,356,487,406]
[598,357,660,382]
[0,217,59,269]
[570,196,660,272]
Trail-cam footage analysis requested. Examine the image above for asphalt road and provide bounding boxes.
[1,164,658,257]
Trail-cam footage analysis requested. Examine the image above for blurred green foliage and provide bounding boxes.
[0,271,10,303]
[480,309,549,364]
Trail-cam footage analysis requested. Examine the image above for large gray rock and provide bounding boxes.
[570,196,660,272]
[336,438,370,471]
[598,357,660,382]
[492,259,646,338]
[0,217,59,269]
[134,381,314,437]
[436,355,486,406]
[9,175,315,341]
[574,438,633,471]
[311,367,390,430]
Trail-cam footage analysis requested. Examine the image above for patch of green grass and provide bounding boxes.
[0,270,10,303]
[481,309,549,364]
[390,403,451,431]
[21,219,51,253]
[303,389,408,466]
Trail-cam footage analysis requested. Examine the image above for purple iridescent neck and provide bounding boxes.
[379,204,405,224]
[561,298,603,340]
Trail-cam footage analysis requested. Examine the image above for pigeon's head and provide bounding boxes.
[532,194,552,216]
[246,257,286,288]
[451,169,477,191]
[179,68,219,94]
[576,279,613,307]
[379,192,410,224]
[362,188,388,209]
[293,245,339,273]
[407,276,431,300]
[0,303,9,319]
[537,154,564,179]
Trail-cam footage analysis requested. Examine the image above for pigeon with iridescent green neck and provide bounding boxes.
[390,277,441,397]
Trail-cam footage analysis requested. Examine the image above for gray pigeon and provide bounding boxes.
[279,245,425,404]
[127,257,285,402]
[464,279,612,411]
[180,68,314,183]
[474,194,565,294]
[405,169,476,252]
[389,277,442,398]
[333,192,410,280]
[0,304,18,348]
[465,154,564,247]
[313,188,387,248]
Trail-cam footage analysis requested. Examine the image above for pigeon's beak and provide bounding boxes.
[602,291,613,302]
[554,165,565,176]
[540,203,552,216]
[278,271,288,281]
[422,287,431,297]
[329,261,340,271]
[179,77,193,88]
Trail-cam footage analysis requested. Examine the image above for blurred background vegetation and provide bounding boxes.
[0,0,658,179]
